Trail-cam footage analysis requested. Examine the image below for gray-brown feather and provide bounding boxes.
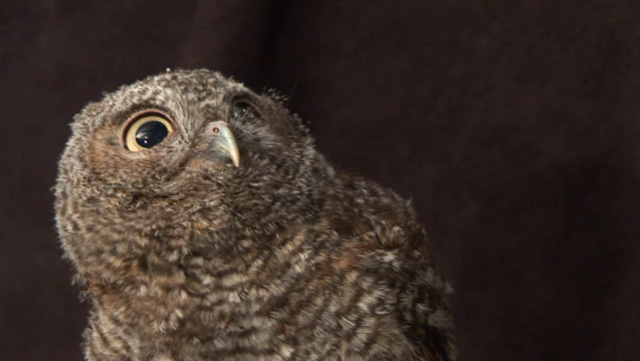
[55,69,455,361]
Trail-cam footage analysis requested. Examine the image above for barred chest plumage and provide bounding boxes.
[85,220,419,361]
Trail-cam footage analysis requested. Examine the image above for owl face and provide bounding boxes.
[55,70,318,281]
[70,70,307,186]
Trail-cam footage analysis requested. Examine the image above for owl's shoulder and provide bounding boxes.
[303,172,455,360]
[320,171,424,243]
[302,169,432,278]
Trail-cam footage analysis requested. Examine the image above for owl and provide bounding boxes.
[55,69,455,361]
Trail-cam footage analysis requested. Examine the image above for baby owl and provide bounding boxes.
[55,69,455,361]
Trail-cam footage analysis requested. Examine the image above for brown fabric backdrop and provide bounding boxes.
[1,1,639,360]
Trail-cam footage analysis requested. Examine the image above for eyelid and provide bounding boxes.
[122,109,174,128]
[230,92,258,104]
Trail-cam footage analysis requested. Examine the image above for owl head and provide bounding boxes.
[55,69,324,286]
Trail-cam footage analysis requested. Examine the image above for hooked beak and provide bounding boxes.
[209,121,240,167]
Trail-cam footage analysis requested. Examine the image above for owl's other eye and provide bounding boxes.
[123,111,174,152]
[231,99,260,120]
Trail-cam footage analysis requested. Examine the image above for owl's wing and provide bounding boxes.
[395,265,455,361]
[365,229,455,361]
[411,315,455,361]
[322,177,455,360]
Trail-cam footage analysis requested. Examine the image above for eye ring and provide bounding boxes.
[122,110,175,152]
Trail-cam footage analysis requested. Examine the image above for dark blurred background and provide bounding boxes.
[1,1,639,360]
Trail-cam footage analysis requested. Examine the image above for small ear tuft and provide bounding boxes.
[82,101,103,117]
[265,88,289,103]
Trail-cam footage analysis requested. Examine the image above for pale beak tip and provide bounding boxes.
[231,151,240,167]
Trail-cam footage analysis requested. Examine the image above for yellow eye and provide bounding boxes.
[123,112,174,152]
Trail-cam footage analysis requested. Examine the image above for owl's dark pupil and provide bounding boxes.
[234,101,257,118]
[135,121,169,148]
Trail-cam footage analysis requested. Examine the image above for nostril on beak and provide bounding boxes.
[212,126,220,134]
